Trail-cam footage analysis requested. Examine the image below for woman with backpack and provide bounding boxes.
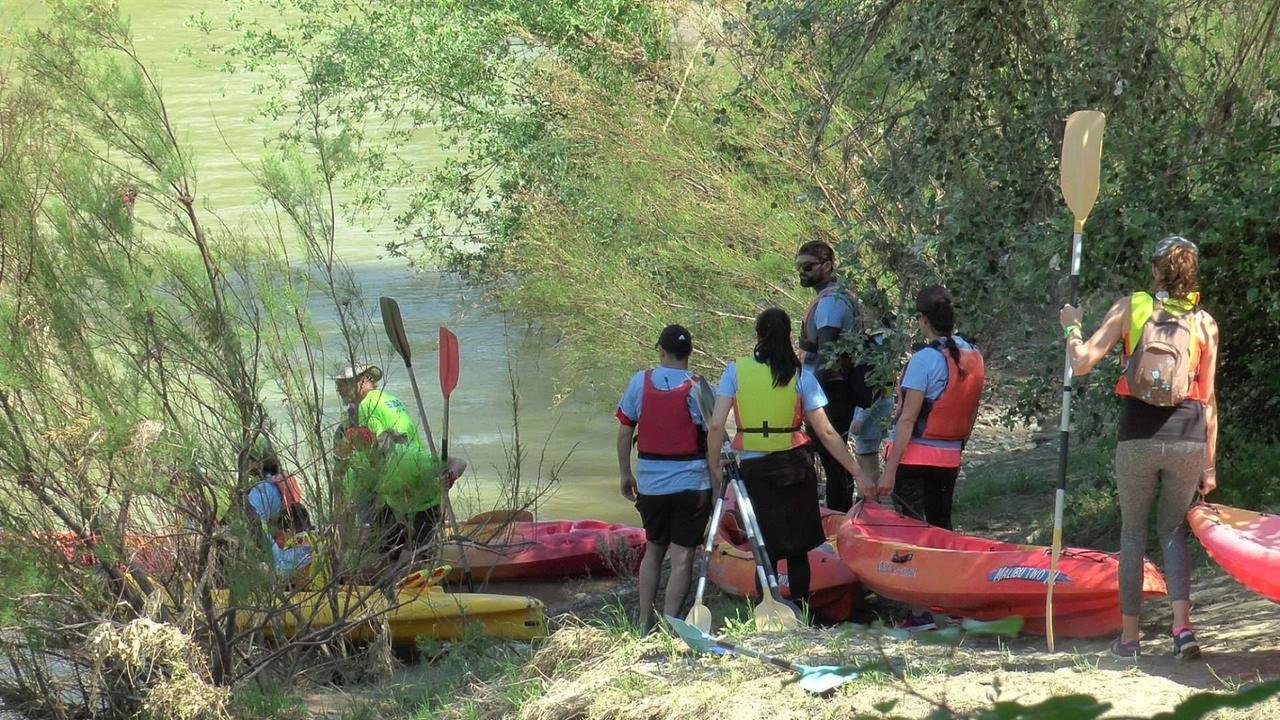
[1058,236,1219,660]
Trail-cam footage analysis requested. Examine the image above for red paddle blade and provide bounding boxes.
[439,326,460,398]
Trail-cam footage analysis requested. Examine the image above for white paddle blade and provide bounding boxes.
[754,596,801,631]
[686,603,712,634]
[1060,110,1106,229]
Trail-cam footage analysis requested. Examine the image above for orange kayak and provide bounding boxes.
[1188,503,1280,603]
[837,503,1167,637]
[707,499,860,623]
[444,518,647,583]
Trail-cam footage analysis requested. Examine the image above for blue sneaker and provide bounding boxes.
[1172,628,1200,660]
[896,611,937,633]
[1110,637,1141,659]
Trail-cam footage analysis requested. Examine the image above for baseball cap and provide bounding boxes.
[656,325,693,357]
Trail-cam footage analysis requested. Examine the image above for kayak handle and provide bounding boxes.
[891,551,913,564]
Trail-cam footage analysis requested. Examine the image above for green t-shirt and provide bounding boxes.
[342,443,445,517]
[377,443,445,516]
[357,390,422,448]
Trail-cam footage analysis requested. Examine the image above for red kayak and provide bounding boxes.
[707,496,860,623]
[1188,503,1280,603]
[837,502,1167,637]
[39,531,175,575]
[444,516,647,582]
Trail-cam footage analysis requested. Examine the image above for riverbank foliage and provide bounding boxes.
[0,2,534,714]
[228,0,1280,507]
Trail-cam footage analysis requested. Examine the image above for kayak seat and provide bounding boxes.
[720,512,750,548]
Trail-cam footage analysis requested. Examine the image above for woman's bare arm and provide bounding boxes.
[1061,296,1129,375]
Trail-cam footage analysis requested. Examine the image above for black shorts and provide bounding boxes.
[635,489,712,548]
[892,464,959,531]
[373,505,441,559]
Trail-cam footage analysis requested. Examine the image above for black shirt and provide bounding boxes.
[1117,397,1206,443]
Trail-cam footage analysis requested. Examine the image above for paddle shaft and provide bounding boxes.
[725,453,798,612]
[713,637,799,673]
[734,476,785,600]
[1046,231,1082,651]
[441,396,450,462]
[692,480,731,606]
[400,367,438,456]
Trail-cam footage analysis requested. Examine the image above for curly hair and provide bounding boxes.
[1153,243,1199,298]
[796,240,835,264]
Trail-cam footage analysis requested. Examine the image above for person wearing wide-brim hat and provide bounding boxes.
[333,363,383,404]
[332,361,465,569]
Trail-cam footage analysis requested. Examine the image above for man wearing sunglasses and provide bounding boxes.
[796,240,877,512]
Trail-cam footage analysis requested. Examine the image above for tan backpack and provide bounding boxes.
[1124,293,1200,407]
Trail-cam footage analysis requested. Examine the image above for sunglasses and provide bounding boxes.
[795,261,825,272]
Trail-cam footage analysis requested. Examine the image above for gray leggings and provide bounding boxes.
[1115,440,1205,615]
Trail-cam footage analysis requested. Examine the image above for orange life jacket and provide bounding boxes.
[271,473,304,511]
[893,339,985,443]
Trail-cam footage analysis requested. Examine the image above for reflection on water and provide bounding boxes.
[4,0,634,523]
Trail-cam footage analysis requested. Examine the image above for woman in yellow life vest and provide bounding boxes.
[1059,236,1219,660]
[707,308,868,607]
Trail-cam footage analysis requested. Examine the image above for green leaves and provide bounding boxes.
[1151,680,1280,720]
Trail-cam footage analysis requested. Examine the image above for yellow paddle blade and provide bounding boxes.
[754,595,801,632]
[398,565,450,590]
[686,603,713,634]
[1060,110,1106,232]
[466,509,534,525]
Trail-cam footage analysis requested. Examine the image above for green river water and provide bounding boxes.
[4,1,632,523]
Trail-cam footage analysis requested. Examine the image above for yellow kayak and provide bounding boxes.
[230,583,546,643]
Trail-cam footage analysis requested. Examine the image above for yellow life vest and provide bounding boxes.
[731,357,808,453]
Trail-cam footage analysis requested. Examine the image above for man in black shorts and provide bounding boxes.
[616,325,717,633]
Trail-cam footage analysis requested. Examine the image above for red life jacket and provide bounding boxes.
[636,370,707,461]
[271,473,304,511]
[894,340,985,443]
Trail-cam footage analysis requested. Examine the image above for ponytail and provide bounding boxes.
[944,337,964,377]
[753,308,799,388]
[916,285,966,378]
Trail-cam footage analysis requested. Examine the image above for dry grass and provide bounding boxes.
[87,618,231,720]
[427,604,1280,720]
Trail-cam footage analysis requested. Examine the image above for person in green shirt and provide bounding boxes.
[333,364,420,446]
[333,364,465,566]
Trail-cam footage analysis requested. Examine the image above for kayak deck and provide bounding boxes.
[838,503,1166,637]
[232,584,547,643]
[443,518,647,582]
